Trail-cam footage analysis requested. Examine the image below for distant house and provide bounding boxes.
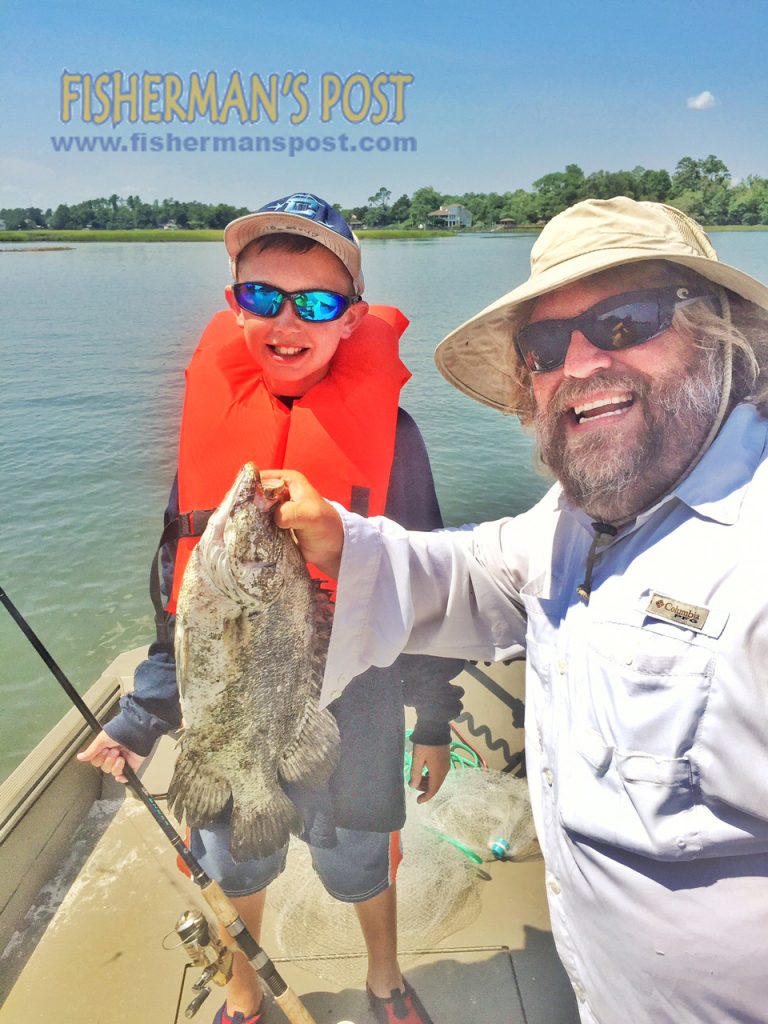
[497,217,518,230]
[162,221,178,230]
[428,204,473,229]
[348,214,363,230]
[0,220,6,231]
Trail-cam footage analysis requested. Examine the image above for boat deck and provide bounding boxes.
[0,651,579,1023]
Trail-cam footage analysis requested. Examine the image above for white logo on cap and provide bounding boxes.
[267,193,321,219]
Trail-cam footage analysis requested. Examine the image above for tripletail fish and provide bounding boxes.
[167,463,340,861]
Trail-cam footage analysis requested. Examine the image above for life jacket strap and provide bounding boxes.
[149,509,215,644]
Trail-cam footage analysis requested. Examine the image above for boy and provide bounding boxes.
[80,193,464,1024]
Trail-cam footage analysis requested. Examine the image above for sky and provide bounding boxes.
[2,0,768,212]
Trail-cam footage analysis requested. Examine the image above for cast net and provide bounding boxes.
[268,738,538,987]
[415,765,539,864]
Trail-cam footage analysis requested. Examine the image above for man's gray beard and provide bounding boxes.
[534,345,724,522]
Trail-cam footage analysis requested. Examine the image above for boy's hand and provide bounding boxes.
[77,730,145,784]
[262,469,345,579]
[409,743,451,804]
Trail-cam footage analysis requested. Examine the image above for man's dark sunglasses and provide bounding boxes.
[516,286,717,373]
[233,281,362,323]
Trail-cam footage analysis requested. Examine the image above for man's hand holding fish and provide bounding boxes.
[266,469,345,579]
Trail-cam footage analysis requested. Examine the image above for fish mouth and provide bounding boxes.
[231,465,289,513]
[202,465,275,552]
[261,477,290,504]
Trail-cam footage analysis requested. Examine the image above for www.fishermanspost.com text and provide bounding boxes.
[50,132,418,158]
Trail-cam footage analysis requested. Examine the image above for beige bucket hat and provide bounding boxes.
[435,196,768,414]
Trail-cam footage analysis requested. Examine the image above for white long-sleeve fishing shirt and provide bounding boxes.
[320,402,768,1024]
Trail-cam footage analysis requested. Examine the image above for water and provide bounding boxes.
[3,231,768,780]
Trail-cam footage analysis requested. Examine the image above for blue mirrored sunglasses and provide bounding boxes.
[516,286,717,373]
[233,281,361,323]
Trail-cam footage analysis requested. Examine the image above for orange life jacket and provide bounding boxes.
[167,304,411,613]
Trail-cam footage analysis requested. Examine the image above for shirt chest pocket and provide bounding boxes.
[556,614,721,859]
[585,619,716,757]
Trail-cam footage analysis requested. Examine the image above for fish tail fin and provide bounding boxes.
[168,745,231,828]
[229,789,303,862]
[279,704,341,785]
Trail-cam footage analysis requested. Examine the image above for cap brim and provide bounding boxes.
[435,248,768,413]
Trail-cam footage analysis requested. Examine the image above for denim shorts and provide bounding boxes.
[190,822,402,903]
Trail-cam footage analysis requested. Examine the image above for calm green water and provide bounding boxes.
[2,231,768,780]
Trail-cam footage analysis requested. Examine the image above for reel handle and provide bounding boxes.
[184,987,211,1018]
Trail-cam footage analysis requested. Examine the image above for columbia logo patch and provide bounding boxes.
[646,592,710,631]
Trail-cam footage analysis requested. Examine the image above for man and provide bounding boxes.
[274,197,768,1024]
[79,193,463,1024]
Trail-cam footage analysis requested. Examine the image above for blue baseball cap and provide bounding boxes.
[224,192,364,294]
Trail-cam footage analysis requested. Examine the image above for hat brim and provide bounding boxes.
[224,211,364,294]
[435,247,768,413]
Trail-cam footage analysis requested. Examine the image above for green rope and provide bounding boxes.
[403,730,484,865]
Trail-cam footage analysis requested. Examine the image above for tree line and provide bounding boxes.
[0,195,250,231]
[4,155,768,231]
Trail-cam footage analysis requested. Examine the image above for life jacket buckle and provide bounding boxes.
[178,509,213,538]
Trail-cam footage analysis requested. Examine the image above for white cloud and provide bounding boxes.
[687,90,717,110]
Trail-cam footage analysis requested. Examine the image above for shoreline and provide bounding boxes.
[2,224,767,245]
[0,227,456,243]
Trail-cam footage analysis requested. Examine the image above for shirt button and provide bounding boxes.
[677,838,687,850]
[543,768,554,786]
[331,689,342,700]
[557,658,567,674]
[573,982,587,1003]
[547,876,561,895]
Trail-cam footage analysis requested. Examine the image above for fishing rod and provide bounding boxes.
[0,584,317,1024]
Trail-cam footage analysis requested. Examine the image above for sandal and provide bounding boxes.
[367,978,434,1023]
[212,1002,264,1024]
